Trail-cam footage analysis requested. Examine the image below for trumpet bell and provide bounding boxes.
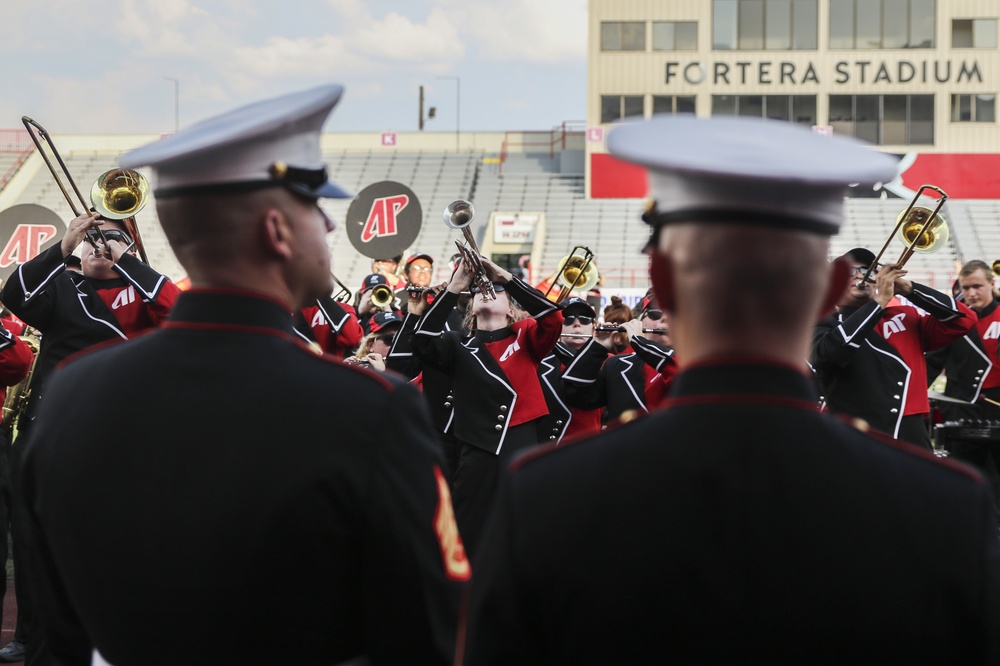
[895,205,949,254]
[91,169,149,220]
[992,260,1000,278]
[555,254,599,293]
[444,200,476,230]
[370,284,395,308]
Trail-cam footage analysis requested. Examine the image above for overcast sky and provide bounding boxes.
[1,0,588,136]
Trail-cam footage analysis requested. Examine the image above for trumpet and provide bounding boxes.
[370,284,395,308]
[445,200,495,300]
[21,116,151,263]
[856,184,949,288]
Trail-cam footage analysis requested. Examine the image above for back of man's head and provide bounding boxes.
[606,116,898,366]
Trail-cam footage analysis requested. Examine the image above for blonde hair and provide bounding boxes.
[462,290,524,332]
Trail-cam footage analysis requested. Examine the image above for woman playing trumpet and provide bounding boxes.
[411,255,563,561]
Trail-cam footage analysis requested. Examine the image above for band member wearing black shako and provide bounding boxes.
[411,255,562,560]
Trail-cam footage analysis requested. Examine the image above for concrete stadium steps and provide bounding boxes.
[1,143,997,296]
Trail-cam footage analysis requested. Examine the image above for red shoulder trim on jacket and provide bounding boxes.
[658,393,822,413]
[54,330,154,370]
[836,414,986,486]
[298,338,397,392]
[508,408,648,473]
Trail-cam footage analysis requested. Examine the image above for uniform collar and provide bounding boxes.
[669,357,818,403]
[474,326,513,343]
[976,298,998,318]
[167,289,295,334]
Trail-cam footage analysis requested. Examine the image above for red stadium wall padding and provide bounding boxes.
[899,154,1000,199]
[590,153,649,198]
[592,151,1000,199]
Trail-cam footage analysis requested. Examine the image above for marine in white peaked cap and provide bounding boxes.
[22,84,468,666]
[458,115,1000,665]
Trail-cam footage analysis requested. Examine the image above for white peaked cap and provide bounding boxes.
[607,115,900,235]
[119,84,350,199]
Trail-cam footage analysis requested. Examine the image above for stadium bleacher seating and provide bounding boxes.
[0,138,996,295]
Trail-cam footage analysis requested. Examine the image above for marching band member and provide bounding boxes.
[460,114,1000,665]
[355,273,400,334]
[812,247,976,449]
[20,84,465,665]
[411,255,562,560]
[0,316,33,663]
[926,259,1000,504]
[346,311,403,372]
[294,294,363,359]
[537,297,603,443]
[561,299,679,424]
[370,254,405,290]
[0,214,180,665]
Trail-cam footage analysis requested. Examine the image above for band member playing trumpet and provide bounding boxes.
[811,247,975,449]
[411,255,563,561]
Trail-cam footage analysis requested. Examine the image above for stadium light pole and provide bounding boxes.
[164,77,179,133]
[437,76,460,151]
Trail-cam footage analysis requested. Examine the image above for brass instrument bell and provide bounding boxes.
[91,169,150,220]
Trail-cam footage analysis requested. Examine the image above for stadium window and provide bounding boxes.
[711,95,815,125]
[712,0,817,50]
[951,94,997,122]
[601,95,645,123]
[829,94,935,144]
[952,19,998,48]
[653,22,698,50]
[829,0,935,49]
[601,21,646,51]
[652,95,697,115]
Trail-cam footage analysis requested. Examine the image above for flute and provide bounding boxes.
[593,326,668,334]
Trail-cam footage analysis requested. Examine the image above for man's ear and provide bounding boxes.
[649,251,675,314]
[818,257,851,319]
[261,208,294,260]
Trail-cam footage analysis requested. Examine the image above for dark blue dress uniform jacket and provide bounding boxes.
[21,290,465,666]
[459,361,1000,665]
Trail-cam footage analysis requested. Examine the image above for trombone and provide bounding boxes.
[22,116,150,264]
[857,184,949,288]
[444,200,495,300]
[331,273,352,303]
[545,246,598,302]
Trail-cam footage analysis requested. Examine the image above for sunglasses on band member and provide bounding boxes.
[373,333,396,345]
[564,315,594,326]
[642,309,664,321]
[86,229,133,246]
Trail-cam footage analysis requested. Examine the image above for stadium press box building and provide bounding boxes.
[587,0,1000,199]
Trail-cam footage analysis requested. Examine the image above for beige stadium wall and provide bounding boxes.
[587,0,1000,197]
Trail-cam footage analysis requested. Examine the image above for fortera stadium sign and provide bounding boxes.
[664,59,985,86]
